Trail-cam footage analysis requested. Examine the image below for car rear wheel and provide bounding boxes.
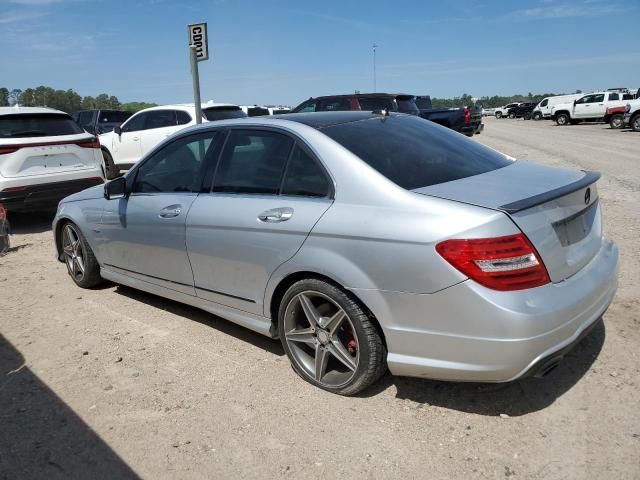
[508,112,516,119]
[61,222,102,288]
[102,149,119,180]
[609,114,624,129]
[556,113,570,126]
[631,114,640,132]
[532,112,542,121]
[278,279,386,396]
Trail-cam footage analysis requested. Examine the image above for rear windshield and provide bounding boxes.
[247,107,270,117]
[203,107,247,121]
[320,114,512,190]
[99,110,132,123]
[272,109,290,115]
[414,96,432,109]
[0,113,84,138]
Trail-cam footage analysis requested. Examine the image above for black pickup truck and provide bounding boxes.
[415,96,483,136]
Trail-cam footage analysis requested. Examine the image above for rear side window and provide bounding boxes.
[609,93,619,101]
[203,107,247,121]
[176,110,192,125]
[318,98,352,112]
[144,110,177,129]
[357,96,394,111]
[213,130,293,194]
[321,115,512,190]
[281,146,330,197]
[247,107,270,117]
[0,113,84,138]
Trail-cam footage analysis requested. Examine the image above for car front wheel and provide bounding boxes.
[532,112,542,121]
[495,112,502,119]
[61,222,102,288]
[278,279,387,395]
[631,114,640,132]
[556,113,570,126]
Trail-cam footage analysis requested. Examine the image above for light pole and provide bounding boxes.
[372,43,378,92]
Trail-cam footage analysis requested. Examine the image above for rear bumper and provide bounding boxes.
[461,121,482,135]
[350,238,618,382]
[0,177,104,212]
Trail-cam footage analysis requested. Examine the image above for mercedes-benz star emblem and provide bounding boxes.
[584,187,591,205]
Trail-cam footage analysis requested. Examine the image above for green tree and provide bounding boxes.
[8,89,22,106]
[0,88,9,107]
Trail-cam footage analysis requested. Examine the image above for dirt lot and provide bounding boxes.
[1,117,639,479]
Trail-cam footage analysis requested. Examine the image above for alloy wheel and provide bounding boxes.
[62,224,86,282]
[283,291,359,388]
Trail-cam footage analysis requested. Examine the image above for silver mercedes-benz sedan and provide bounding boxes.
[53,112,618,395]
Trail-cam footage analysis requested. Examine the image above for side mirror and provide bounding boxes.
[573,100,577,105]
[104,176,127,200]
[114,126,122,135]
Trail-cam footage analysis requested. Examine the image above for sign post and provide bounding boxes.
[187,23,209,125]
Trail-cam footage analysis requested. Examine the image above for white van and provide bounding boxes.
[532,94,582,120]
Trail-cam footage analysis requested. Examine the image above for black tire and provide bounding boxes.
[609,114,624,129]
[556,113,570,126]
[532,112,543,121]
[524,113,532,120]
[278,278,387,396]
[60,222,102,288]
[508,112,516,119]
[102,149,119,180]
[495,112,502,119]
[631,114,640,132]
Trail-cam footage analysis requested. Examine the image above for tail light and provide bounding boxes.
[0,137,100,154]
[464,107,471,124]
[436,233,550,291]
[76,137,101,149]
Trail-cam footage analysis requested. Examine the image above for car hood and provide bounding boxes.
[62,184,105,203]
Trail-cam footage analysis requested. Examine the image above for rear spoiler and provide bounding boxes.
[499,170,601,213]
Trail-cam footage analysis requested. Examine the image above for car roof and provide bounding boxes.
[305,93,414,100]
[0,106,68,116]
[136,103,239,114]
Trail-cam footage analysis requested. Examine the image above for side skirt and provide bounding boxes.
[101,267,274,338]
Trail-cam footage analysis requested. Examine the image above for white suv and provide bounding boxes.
[494,103,521,119]
[0,107,104,212]
[98,103,245,178]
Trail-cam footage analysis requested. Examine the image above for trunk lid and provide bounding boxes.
[414,161,603,282]
[0,134,99,178]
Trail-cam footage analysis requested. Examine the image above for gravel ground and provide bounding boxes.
[1,117,639,479]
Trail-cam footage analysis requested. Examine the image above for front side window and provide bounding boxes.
[281,146,330,198]
[294,101,317,113]
[133,132,216,193]
[321,115,511,190]
[540,99,548,107]
[213,130,293,194]
[121,112,147,132]
[144,110,177,130]
[318,98,351,112]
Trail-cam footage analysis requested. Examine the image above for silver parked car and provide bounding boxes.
[53,112,618,395]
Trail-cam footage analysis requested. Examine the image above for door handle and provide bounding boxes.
[132,136,140,141]
[258,207,293,223]
[159,205,182,218]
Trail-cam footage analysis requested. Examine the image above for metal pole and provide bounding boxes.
[190,45,203,125]
[373,43,377,93]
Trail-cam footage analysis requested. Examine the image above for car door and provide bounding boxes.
[112,112,146,165]
[186,129,334,315]
[99,131,218,295]
[139,110,182,158]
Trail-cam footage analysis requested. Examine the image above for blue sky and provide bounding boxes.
[1,0,639,106]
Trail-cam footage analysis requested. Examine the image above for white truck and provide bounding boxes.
[551,91,631,126]
[623,99,640,132]
[531,94,582,120]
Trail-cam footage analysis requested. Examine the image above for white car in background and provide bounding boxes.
[98,103,245,178]
[240,105,270,117]
[531,94,583,120]
[0,106,104,212]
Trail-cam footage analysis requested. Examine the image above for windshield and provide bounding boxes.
[0,113,84,138]
[320,114,511,190]
[203,107,247,121]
